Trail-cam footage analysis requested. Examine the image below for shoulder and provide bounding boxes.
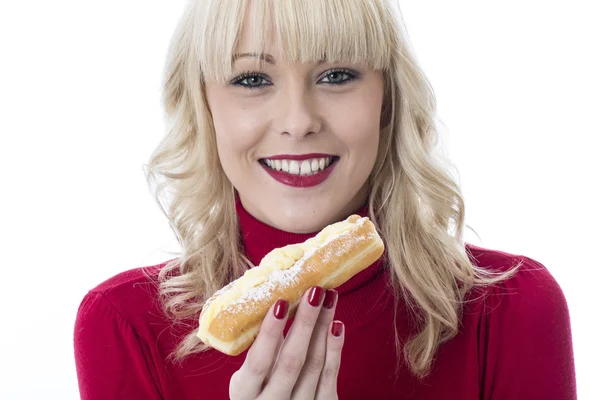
[74,261,182,399]
[90,261,167,294]
[76,260,175,331]
[465,244,570,327]
[464,247,576,396]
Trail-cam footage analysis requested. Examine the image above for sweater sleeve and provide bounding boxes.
[74,291,163,400]
[481,257,577,399]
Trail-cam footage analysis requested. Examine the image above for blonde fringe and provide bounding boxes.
[144,0,519,377]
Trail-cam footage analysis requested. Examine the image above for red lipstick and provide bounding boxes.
[259,156,338,188]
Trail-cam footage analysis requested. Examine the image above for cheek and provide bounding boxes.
[330,93,382,154]
[208,91,265,163]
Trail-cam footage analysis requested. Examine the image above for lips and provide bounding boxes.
[259,156,339,187]
[260,156,335,176]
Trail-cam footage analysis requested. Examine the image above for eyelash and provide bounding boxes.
[230,68,359,89]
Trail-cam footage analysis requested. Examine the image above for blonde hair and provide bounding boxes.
[145,0,518,378]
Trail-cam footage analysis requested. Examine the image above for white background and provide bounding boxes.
[0,0,598,398]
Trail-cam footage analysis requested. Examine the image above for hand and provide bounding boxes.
[229,286,344,400]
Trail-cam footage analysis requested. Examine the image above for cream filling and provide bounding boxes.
[198,216,366,340]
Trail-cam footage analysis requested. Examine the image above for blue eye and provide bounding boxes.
[319,69,358,85]
[231,72,271,89]
[230,68,359,89]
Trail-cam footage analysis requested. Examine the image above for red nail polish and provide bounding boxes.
[274,299,289,320]
[323,289,338,309]
[308,286,326,307]
[332,321,344,337]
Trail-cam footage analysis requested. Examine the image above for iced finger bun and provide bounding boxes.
[197,214,385,356]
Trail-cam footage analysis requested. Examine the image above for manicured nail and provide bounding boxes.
[308,286,326,307]
[323,289,338,309]
[332,321,344,337]
[273,299,289,320]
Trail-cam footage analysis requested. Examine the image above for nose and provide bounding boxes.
[272,84,321,139]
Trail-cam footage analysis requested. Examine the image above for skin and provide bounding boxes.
[205,19,384,234]
[229,288,344,399]
[205,14,385,400]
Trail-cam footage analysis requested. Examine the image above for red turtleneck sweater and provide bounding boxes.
[74,201,576,399]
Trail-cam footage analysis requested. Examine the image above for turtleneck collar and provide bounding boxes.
[235,197,387,296]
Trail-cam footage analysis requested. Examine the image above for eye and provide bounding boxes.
[231,72,271,89]
[319,69,358,85]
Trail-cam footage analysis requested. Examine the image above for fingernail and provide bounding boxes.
[274,299,289,320]
[323,289,338,309]
[332,321,344,337]
[308,286,326,307]
[331,321,344,337]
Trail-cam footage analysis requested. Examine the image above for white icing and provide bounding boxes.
[223,217,372,312]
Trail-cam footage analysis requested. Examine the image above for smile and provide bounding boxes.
[259,156,339,187]
[260,156,335,176]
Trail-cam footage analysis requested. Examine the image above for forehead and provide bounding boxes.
[198,0,392,81]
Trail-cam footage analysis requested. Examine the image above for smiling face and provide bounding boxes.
[204,9,385,234]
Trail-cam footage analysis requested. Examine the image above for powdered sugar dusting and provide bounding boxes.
[204,281,235,309]
[224,217,374,313]
[319,230,375,265]
[225,246,319,313]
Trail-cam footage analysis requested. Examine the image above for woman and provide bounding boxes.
[74,0,576,398]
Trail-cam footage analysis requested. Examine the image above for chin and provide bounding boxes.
[272,206,337,234]
[278,219,327,234]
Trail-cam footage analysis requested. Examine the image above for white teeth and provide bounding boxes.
[311,159,319,172]
[262,157,335,175]
[300,160,311,175]
[289,160,300,174]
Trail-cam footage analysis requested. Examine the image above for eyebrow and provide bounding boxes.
[232,52,276,64]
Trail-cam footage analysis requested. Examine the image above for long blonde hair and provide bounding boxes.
[145,0,518,378]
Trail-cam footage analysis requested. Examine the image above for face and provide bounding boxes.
[205,22,384,234]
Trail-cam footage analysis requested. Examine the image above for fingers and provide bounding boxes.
[231,287,345,400]
[315,320,345,400]
[260,286,327,399]
[230,299,289,400]
[291,289,338,399]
